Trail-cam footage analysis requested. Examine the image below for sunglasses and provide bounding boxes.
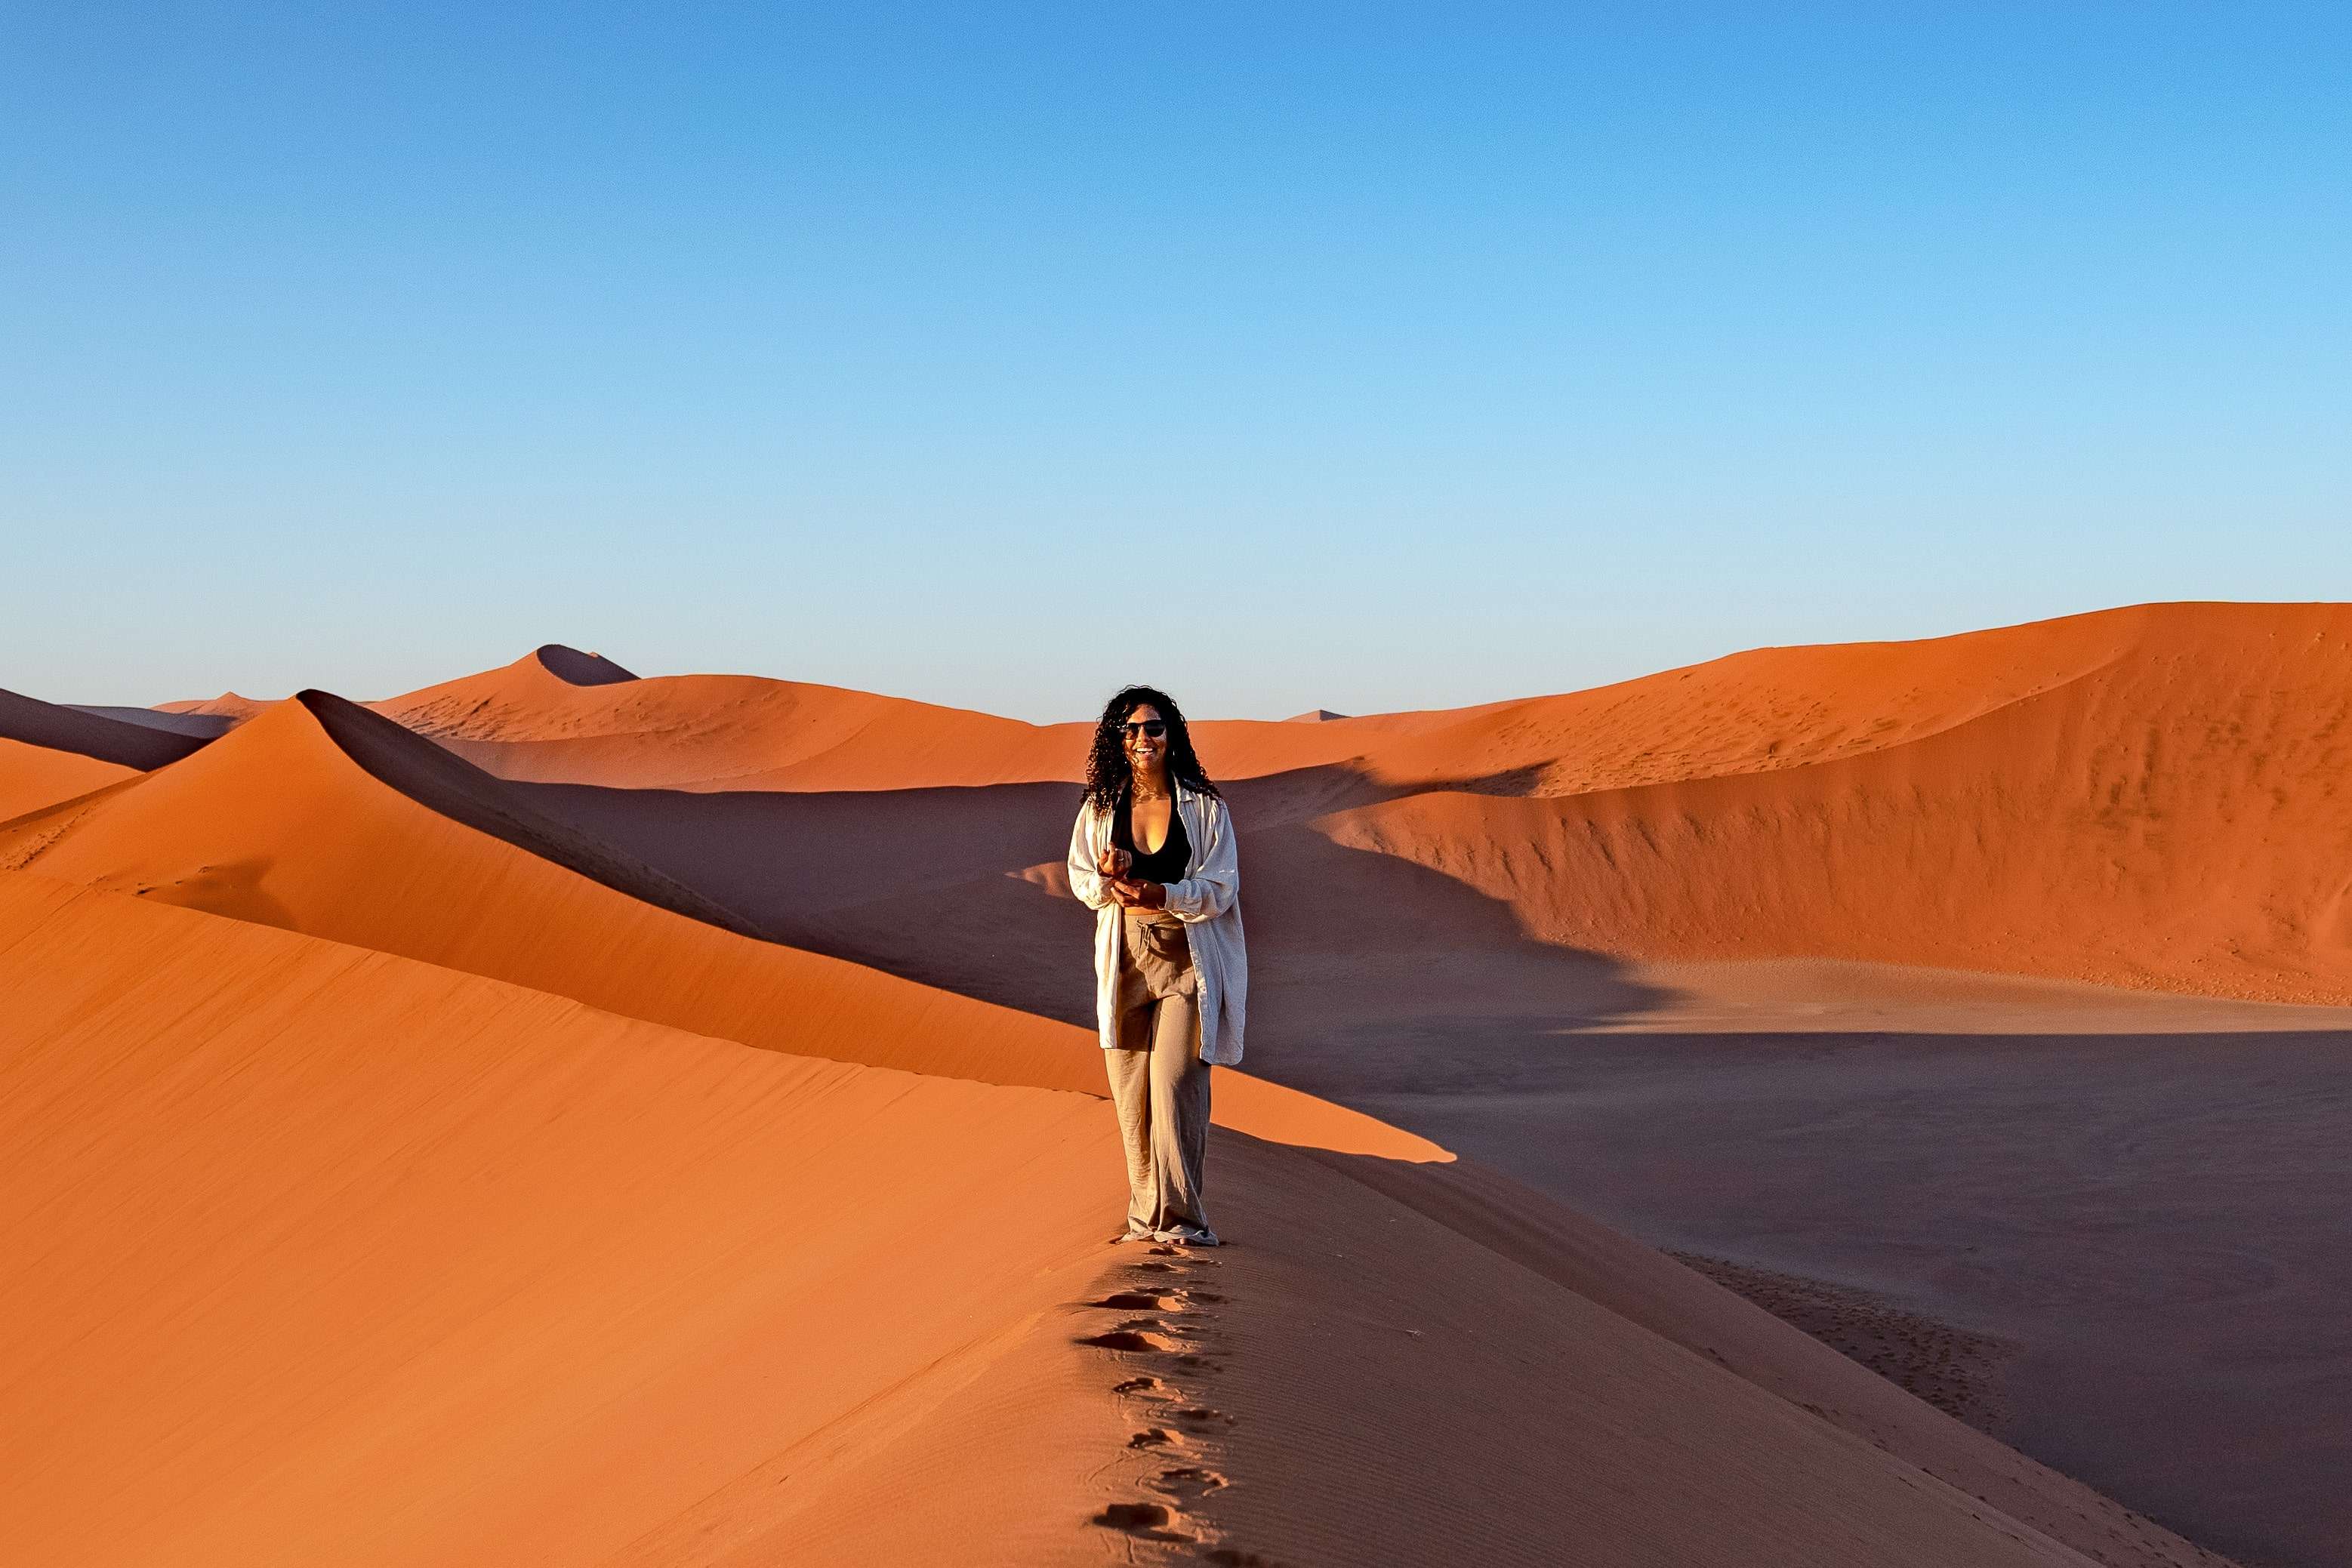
[1122,719,1167,739]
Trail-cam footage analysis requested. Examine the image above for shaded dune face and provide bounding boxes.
[145,599,2349,1004]
[402,602,2352,1006]
[0,685,213,772]
[63,704,237,739]
[297,689,767,938]
[0,688,218,823]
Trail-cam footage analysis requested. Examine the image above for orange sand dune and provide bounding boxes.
[0,685,217,821]
[367,643,1400,790]
[362,604,2352,1003]
[1318,602,2352,1002]
[370,643,1080,790]
[154,691,271,723]
[2,874,2229,1566]
[0,872,1126,1566]
[351,605,2190,798]
[0,738,131,822]
[0,689,1424,1160]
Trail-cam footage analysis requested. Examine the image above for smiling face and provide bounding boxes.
[1122,703,1168,772]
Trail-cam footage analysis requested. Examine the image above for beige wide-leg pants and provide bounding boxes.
[1104,907,1216,1244]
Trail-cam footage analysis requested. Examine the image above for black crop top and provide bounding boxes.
[1113,793,1191,884]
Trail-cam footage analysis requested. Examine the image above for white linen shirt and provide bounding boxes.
[1065,782,1248,1066]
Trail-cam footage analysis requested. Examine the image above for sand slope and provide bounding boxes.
[0,872,1129,1565]
[1317,602,2352,1001]
[368,643,1423,791]
[1,874,2232,1566]
[0,689,1426,1160]
[0,685,211,821]
[154,692,272,724]
[65,702,239,738]
[1,685,213,771]
[0,737,133,822]
[353,605,2352,1004]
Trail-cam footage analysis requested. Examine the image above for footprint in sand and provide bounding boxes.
[1172,1405,1237,1430]
[1090,1500,1193,1544]
[1127,1426,1183,1450]
[1078,1326,1180,1353]
[1148,1465,1228,1502]
[1092,1290,1187,1311]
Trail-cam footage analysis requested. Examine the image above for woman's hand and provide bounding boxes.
[1096,846,1133,878]
[1108,878,1167,910]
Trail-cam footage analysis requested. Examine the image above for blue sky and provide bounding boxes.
[4,5,2345,720]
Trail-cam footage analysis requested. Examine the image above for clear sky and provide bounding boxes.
[5,4,2346,722]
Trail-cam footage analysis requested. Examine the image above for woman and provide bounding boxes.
[1065,685,1247,1247]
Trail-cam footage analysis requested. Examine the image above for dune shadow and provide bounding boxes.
[2,686,214,770]
[501,760,1672,1077]
[297,692,769,939]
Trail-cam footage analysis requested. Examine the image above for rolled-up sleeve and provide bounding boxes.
[1067,802,1113,910]
[1162,796,1238,921]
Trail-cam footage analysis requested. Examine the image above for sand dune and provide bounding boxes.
[350,605,2352,1003]
[0,873,1127,1565]
[1,685,214,772]
[153,692,271,724]
[1312,602,2352,1003]
[1,874,2231,1566]
[15,602,2342,1562]
[65,703,238,738]
[283,601,2352,1563]
[0,686,215,821]
[0,738,132,823]
[366,643,1415,791]
[0,689,1425,1160]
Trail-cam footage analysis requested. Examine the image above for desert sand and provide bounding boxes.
[7,600,2343,1563]
[0,870,2225,1566]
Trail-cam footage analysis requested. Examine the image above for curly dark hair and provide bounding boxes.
[1083,685,1221,812]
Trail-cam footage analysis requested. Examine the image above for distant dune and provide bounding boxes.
[153,692,270,724]
[65,704,237,739]
[0,687,214,821]
[374,604,2352,1007]
[1,686,214,772]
